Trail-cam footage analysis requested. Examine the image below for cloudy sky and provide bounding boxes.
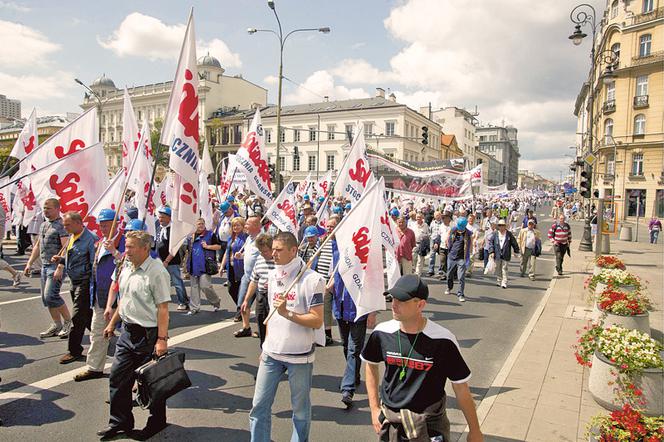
[0,0,605,179]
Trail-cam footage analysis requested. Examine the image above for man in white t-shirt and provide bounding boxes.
[249,232,325,442]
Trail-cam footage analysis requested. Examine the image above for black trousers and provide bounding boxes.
[228,266,240,306]
[16,225,30,254]
[553,243,568,273]
[109,323,165,430]
[68,278,92,356]
[255,291,269,347]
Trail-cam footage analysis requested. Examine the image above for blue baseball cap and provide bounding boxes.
[157,206,171,217]
[125,219,147,231]
[303,194,310,200]
[457,217,468,230]
[332,206,343,214]
[390,208,400,217]
[304,226,319,238]
[344,203,351,210]
[220,202,231,212]
[318,196,325,202]
[98,208,116,222]
[126,207,138,220]
[226,195,235,202]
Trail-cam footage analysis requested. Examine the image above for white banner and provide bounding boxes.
[376,178,400,288]
[199,140,214,227]
[334,179,386,318]
[234,109,273,205]
[315,170,333,198]
[265,180,298,235]
[161,10,200,255]
[121,87,140,175]
[335,126,375,204]
[9,107,37,161]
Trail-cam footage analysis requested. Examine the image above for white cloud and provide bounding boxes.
[0,70,75,101]
[284,70,369,105]
[99,12,241,67]
[332,59,396,85]
[263,75,279,85]
[0,20,60,68]
[0,1,30,12]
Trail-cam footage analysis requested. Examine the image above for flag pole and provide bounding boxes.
[263,177,380,325]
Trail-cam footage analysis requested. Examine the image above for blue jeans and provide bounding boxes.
[447,258,466,296]
[166,264,188,306]
[337,317,367,393]
[428,248,447,274]
[249,353,313,442]
[237,273,252,307]
[650,230,659,244]
[40,263,64,308]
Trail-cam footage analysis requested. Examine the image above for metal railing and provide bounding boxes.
[631,50,664,67]
[602,100,616,113]
[633,95,649,108]
[631,7,664,25]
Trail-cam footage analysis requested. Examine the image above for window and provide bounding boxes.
[656,189,664,218]
[636,75,648,96]
[626,189,646,216]
[326,154,335,171]
[138,110,142,120]
[293,154,300,171]
[606,81,616,101]
[643,0,654,13]
[345,124,354,140]
[265,129,272,143]
[639,34,652,57]
[632,153,644,175]
[634,114,646,135]
[611,42,621,63]
[309,126,316,142]
[385,121,395,137]
[308,155,316,171]
[364,122,373,136]
[606,153,615,176]
[233,125,242,144]
[280,128,285,142]
[294,129,301,142]
[604,118,614,144]
[611,0,618,18]
[327,124,335,140]
[278,156,286,172]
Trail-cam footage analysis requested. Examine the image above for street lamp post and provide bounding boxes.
[74,78,105,143]
[248,0,330,194]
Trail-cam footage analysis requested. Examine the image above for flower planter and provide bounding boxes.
[594,282,608,295]
[594,282,636,296]
[591,303,650,334]
[588,351,664,417]
[593,265,602,276]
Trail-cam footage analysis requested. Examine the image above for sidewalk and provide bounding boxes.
[469,228,664,442]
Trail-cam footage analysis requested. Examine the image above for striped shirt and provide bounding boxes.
[250,256,276,294]
[316,240,334,278]
[548,222,572,244]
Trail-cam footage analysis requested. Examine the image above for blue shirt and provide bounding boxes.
[92,235,125,308]
[187,230,218,276]
[65,228,97,281]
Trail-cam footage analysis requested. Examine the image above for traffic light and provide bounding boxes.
[268,163,275,181]
[421,126,428,145]
[593,189,599,198]
[580,168,592,198]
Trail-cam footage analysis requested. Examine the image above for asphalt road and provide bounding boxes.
[0,215,558,442]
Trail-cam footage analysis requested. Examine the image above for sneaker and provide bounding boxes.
[212,305,220,312]
[176,304,188,311]
[233,313,242,322]
[529,275,535,281]
[58,320,72,339]
[557,270,563,276]
[234,327,252,338]
[40,323,62,338]
[341,391,354,409]
[325,335,335,346]
[457,295,466,302]
[444,289,451,295]
[496,281,501,287]
[186,309,199,316]
[12,273,21,287]
[501,283,507,289]
[426,272,434,277]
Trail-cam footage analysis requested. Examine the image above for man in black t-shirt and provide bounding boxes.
[361,275,483,442]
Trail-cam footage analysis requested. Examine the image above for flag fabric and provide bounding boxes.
[265,180,298,235]
[298,172,312,196]
[0,177,13,223]
[376,178,400,288]
[334,179,385,318]
[234,109,273,205]
[86,170,126,237]
[27,143,109,229]
[468,164,482,185]
[315,170,333,198]
[121,88,140,175]
[199,140,214,227]
[334,125,375,204]
[9,107,38,161]
[160,10,200,255]
[130,121,157,236]
[154,173,172,208]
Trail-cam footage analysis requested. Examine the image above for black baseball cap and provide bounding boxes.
[384,274,429,301]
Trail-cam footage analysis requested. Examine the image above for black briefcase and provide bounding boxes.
[134,351,191,409]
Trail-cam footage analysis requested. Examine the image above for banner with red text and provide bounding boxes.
[265,179,298,235]
[335,126,375,204]
[234,109,273,205]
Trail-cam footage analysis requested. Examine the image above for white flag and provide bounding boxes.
[376,178,401,288]
[234,109,273,205]
[10,107,38,161]
[130,121,157,236]
[121,88,140,175]
[315,170,333,198]
[298,172,312,195]
[467,164,482,185]
[265,180,298,235]
[334,179,386,318]
[160,10,200,255]
[335,125,375,204]
[0,177,13,222]
[86,170,126,237]
[199,140,214,227]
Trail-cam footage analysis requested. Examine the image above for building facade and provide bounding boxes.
[573,0,664,219]
[476,125,520,189]
[0,114,78,152]
[430,106,479,165]
[207,88,443,183]
[79,55,267,171]
[518,169,554,190]
[475,148,502,186]
[0,94,21,120]
[440,134,464,160]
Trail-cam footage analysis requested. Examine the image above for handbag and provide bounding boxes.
[134,351,192,409]
[205,256,219,275]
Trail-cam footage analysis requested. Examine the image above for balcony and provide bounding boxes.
[602,100,616,114]
[628,173,645,181]
[631,50,664,67]
[633,95,649,109]
[631,7,664,25]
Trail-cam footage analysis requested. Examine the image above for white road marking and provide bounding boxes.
[0,295,42,306]
[0,316,244,406]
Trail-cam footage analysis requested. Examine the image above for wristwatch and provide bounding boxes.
[287,310,294,319]
[157,336,169,341]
